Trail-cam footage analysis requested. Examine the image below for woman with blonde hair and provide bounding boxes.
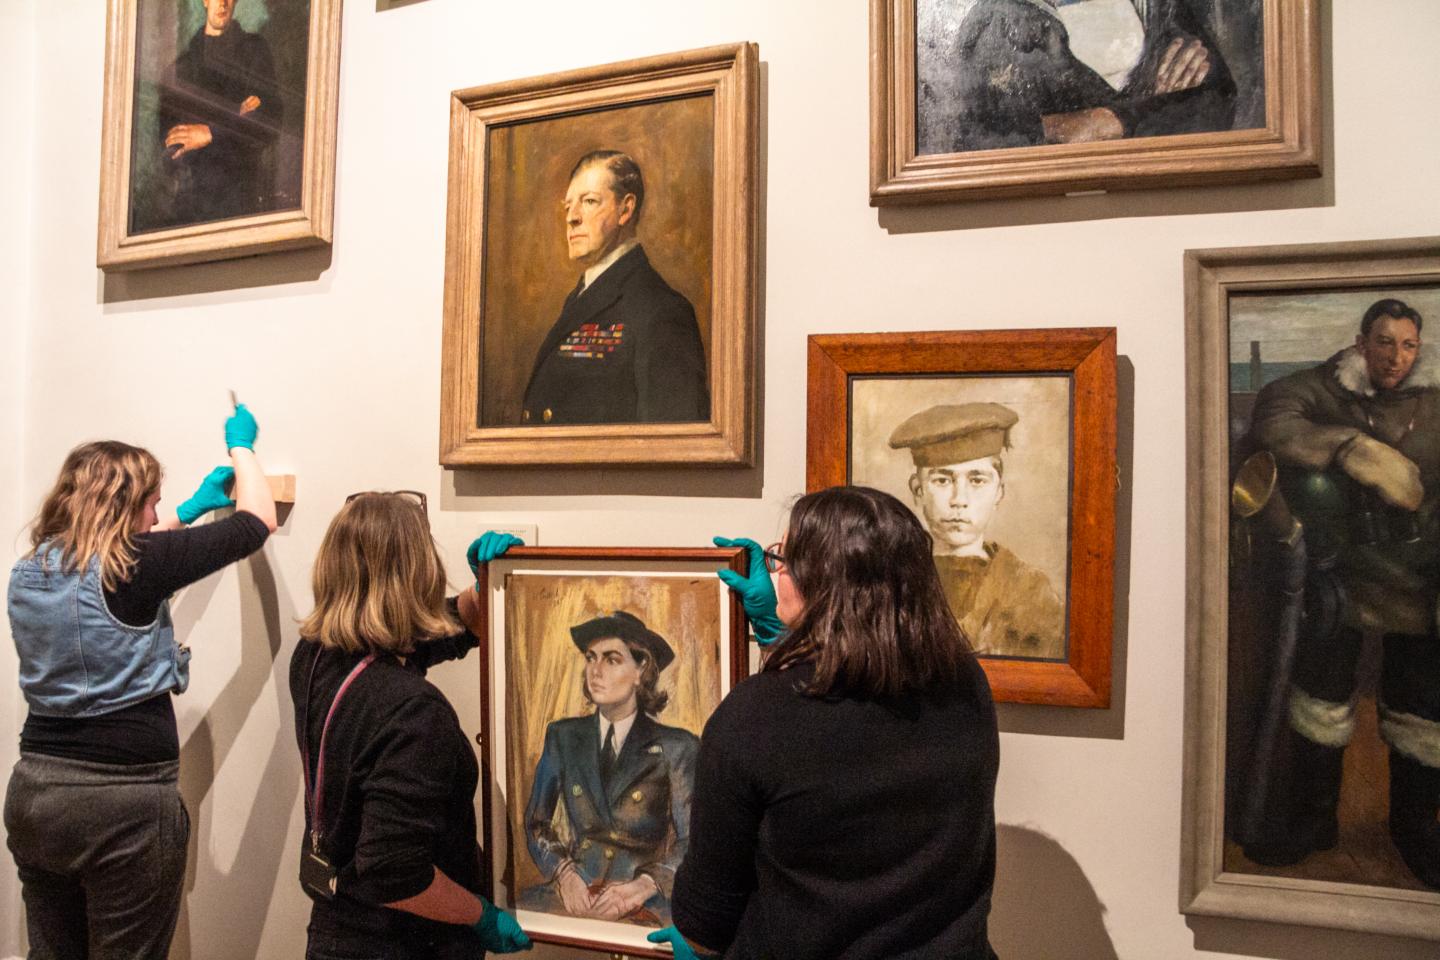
[291,495,529,959]
[4,405,276,959]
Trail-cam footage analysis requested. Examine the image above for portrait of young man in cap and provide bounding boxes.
[889,401,1066,659]
[520,610,699,926]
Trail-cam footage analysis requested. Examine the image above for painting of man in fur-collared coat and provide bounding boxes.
[1230,294,1440,893]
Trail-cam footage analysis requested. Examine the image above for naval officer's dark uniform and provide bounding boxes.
[521,245,709,425]
[521,710,699,924]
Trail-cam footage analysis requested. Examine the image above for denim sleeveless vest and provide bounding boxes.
[7,546,190,717]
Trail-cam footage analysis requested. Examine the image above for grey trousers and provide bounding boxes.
[4,753,189,960]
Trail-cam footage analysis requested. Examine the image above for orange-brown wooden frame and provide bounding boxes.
[869,0,1320,205]
[807,329,1116,707]
[474,546,749,957]
[440,44,759,467]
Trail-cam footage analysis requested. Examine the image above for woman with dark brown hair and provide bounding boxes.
[5,406,276,959]
[291,496,530,959]
[649,485,1000,960]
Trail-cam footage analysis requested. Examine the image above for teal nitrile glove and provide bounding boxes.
[471,897,531,953]
[224,403,258,451]
[175,466,235,525]
[466,531,524,575]
[646,925,700,960]
[713,536,785,645]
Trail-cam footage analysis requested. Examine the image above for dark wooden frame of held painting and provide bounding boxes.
[869,0,1320,205]
[475,547,749,958]
[97,0,342,270]
[439,44,759,467]
[1182,237,1440,940]
[807,329,1116,707]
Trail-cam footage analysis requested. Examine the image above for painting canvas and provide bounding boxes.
[480,99,714,429]
[128,0,310,234]
[98,0,341,269]
[478,549,747,956]
[850,375,1073,661]
[808,329,1115,707]
[869,0,1319,203]
[440,44,758,466]
[915,0,1265,156]
[1225,287,1440,892]
[1182,238,1440,940]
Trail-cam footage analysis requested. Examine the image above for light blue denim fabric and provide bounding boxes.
[8,546,189,717]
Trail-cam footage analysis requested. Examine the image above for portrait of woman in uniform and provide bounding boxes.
[439,44,759,466]
[475,547,747,956]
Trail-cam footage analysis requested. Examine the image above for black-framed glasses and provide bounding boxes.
[345,490,428,513]
[762,542,785,573]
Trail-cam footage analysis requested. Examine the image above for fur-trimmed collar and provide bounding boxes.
[1332,345,1440,397]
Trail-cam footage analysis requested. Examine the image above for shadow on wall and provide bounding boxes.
[170,548,300,960]
[989,824,1118,960]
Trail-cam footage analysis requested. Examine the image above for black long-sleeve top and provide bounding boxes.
[19,511,271,764]
[290,608,484,947]
[672,659,1000,960]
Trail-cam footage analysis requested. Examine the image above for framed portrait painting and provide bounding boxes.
[476,547,748,956]
[97,0,342,270]
[439,44,759,467]
[870,0,1320,204]
[1182,237,1440,939]
[807,328,1116,707]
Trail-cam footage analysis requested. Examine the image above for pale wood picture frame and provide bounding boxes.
[807,328,1116,707]
[1182,236,1440,940]
[439,44,759,467]
[97,0,342,271]
[870,0,1320,205]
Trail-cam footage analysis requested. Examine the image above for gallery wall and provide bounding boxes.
[1,1,1438,958]
[0,0,37,951]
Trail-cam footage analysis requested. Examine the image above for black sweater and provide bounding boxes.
[290,611,484,948]
[672,659,1000,960]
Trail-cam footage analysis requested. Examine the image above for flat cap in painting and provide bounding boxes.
[889,402,1019,467]
[570,610,676,672]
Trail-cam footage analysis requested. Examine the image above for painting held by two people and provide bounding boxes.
[932,0,1240,153]
[1235,298,1440,890]
[147,0,284,229]
[520,151,710,427]
[521,611,698,925]
[890,402,1065,660]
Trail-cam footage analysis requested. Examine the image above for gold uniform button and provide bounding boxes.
[604,849,616,860]
[609,831,620,840]
[542,408,553,423]
[522,410,531,422]
[631,791,644,803]
[580,839,592,850]
[571,784,583,796]
[647,745,662,754]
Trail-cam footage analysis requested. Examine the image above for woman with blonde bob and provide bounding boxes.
[291,494,530,959]
[5,406,276,959]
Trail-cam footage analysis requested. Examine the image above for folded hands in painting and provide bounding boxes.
[555,862,656,920]
[1155,36,1212,94]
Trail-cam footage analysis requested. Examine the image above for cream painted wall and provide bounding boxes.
[0,0,36,952]
[4,1,1440,958]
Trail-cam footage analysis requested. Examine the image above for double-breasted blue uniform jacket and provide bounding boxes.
[523,709,699,913]
[520,244,709,426]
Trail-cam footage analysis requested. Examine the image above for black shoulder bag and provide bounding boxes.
[299,650,377,900]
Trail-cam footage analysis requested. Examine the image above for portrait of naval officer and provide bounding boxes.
[520,150,710,426]
[890,402,1066,659]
